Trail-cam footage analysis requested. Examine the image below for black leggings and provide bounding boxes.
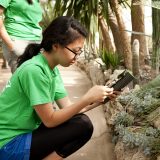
[29,114,94,160]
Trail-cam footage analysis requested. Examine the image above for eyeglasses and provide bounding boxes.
[65,46,83,59]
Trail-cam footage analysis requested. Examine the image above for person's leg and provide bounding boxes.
[2,41,18,73]
[2,39,28,73]
[30,114,94,160]
[2,39,41,73]
[2,56,8,68]
[43,152,63,160]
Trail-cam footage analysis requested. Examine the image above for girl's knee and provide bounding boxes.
[75,114,94,137]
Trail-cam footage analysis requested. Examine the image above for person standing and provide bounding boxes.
[0,0,42,73]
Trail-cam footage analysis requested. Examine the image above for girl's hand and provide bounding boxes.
[83,85,113,104]
[107,91,121,101]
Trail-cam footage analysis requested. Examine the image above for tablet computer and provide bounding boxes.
[103,70,135,104]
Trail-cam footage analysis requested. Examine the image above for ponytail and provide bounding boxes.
[17,43,41,67]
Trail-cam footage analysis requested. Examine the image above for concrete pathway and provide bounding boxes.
[0,60,116,160]
[59,65,116,160]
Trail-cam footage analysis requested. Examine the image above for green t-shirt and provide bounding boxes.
[0,53,68,148]
[0,0,42,40]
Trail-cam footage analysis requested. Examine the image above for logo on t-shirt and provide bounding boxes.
[2,80,11,93]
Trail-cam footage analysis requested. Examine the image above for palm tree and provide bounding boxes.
[98,13,114,52]
[109,0,132,69]
[108,6,124,57]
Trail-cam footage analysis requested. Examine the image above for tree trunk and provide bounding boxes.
[109,0,132,70]
[98,14,115,52]
[108,7,123,57]
[131,0,148,66]
[152,1,160,75]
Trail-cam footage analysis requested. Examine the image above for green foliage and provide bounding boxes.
[114,111,134,127]
[116,125,149,149]
[115,125,160,155]
[100,49,120,69]
[53,0,99,36]
[40,1,55,30]
[111,75,160,157]
[118,87,160,117]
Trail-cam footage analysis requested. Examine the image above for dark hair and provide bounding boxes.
[26,0,33,4]
[17,16,88,67]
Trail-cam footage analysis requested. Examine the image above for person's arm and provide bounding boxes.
[56,96,101,113]
[34,97,90,128]
[56,96,73,109]
[0,6,13,51]
[34,85,114,128]
[56,90,121,113]
[79,102,102,113]
[80,90,121,113]
[55,95,102,114]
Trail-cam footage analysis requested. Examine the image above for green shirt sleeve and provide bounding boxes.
[19,65,52,106]
[54,70,68,101]
[0,0,11,8]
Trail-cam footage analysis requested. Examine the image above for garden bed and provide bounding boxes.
[76,58,160,160]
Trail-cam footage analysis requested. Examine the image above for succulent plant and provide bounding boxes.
[114,111,134,127]
[108,74,160,158]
